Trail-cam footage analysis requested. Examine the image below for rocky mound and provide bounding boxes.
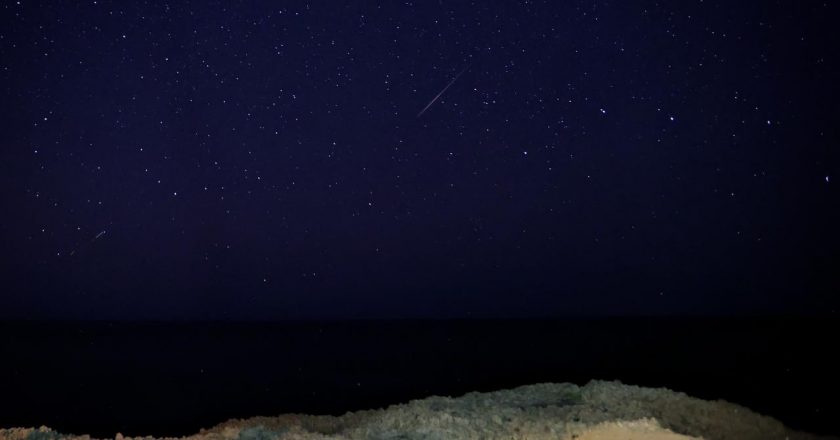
[2,380,835,440]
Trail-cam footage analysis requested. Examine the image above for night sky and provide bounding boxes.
[1,1,837,320]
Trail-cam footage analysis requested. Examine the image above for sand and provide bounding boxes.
[572,419,701,440]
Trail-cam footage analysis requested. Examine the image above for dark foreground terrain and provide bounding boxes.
[0,317,837,437]
[4,380,838,440]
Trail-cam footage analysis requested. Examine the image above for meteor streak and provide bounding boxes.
[68,229,107,256]
[417,65,470,118]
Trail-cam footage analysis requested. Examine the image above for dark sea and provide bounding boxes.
[1,317,837,437]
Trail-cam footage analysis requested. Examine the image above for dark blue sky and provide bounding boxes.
[1,1,837,320]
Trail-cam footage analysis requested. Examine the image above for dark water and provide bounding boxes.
[1,317,837,437]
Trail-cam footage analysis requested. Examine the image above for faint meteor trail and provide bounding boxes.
[417,65,470,117]
[69,229,107,256]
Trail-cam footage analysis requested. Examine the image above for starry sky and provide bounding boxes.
[1,1,837,320]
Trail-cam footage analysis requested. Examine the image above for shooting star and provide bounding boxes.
[68,229,107,256]
[417,65,470,118]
